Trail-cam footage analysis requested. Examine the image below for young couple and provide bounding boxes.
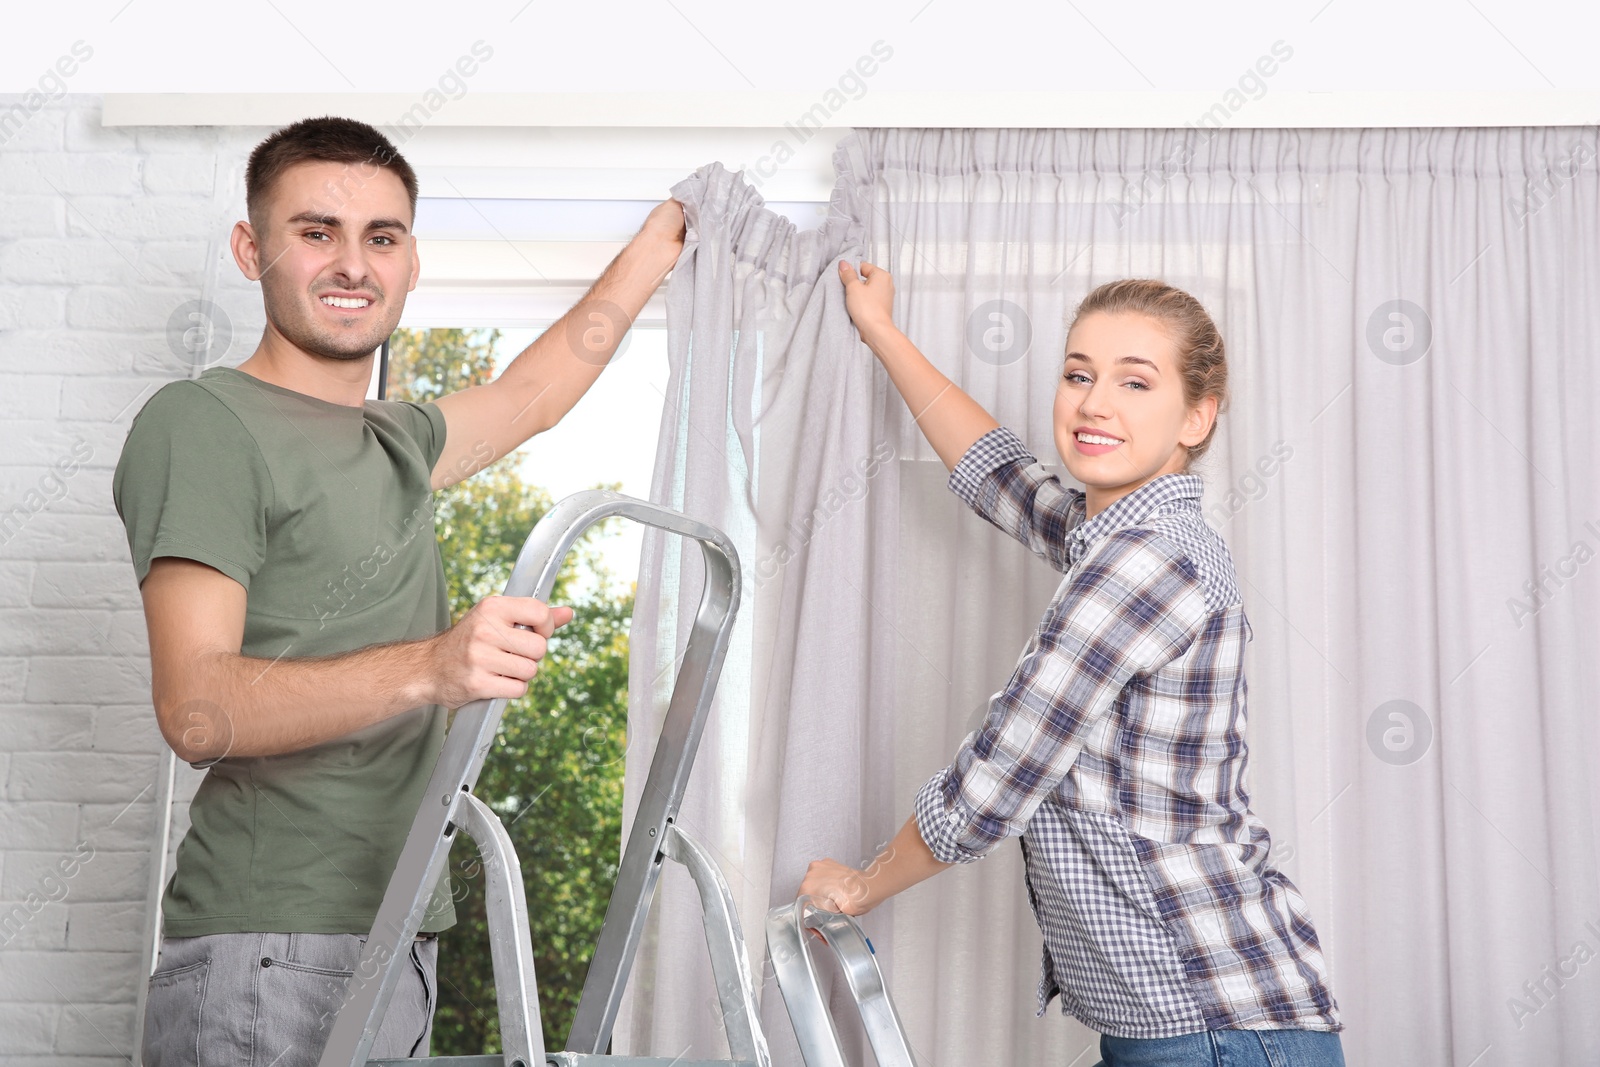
[120,109,1341,1067]
[798,261,1346,1067]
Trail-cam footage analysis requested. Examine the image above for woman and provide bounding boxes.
[798,260,1345,1067]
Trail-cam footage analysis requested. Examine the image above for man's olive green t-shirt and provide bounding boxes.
[112,366,456,936]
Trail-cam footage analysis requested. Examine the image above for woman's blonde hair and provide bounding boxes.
[1067,279,1229,470]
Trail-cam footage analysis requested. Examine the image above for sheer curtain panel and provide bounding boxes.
[618,128,1600,1067]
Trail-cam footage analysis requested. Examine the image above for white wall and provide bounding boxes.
[0,97,268,1063]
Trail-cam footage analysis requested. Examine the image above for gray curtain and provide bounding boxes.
[616,153,894,1064]
[621,127,1600,1067]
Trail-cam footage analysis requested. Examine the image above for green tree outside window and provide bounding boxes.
[387,327,633,1053]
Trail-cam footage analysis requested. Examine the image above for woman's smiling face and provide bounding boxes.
[1051,310,1217,515]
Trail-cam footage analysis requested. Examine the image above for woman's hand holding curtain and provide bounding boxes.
[839,259,999,471]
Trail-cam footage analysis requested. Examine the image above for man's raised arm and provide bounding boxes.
[427,199,687,491]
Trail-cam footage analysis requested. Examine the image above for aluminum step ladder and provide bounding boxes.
[318,490,916,1067]
[766,899,918,1067]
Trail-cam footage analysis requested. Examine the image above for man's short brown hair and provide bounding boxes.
[244,115,418,233]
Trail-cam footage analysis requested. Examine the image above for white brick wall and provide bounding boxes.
[0,94,270,1064]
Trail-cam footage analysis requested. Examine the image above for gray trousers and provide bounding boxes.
[140,931,437,1067]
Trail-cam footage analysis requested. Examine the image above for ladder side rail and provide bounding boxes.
[565,524,739,1052]
[801,911,918,1067]
[454,791,546,1067]
[660,825,772,1067]
[322,492,740,1067]
[317,708,499,1067]
[764,900,849,1067]
[131,747,179,1066]
[326,673,538,1067]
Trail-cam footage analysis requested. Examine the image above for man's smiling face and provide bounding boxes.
[245,160,419,363]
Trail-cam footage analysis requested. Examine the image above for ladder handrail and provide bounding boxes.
[564,497,742,1052]
[766,898,919,1067]
[320,491,741,1067]
[766,899,847,1067]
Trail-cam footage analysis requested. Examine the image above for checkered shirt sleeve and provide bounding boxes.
[914,526,1213,864]
[947,426,1086,574]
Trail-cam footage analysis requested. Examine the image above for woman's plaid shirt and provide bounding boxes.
[913,427,1342,1038]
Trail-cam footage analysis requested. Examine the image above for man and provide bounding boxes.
[113,115,685,1065]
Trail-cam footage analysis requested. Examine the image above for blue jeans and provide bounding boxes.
[1094,1028,1345,1067]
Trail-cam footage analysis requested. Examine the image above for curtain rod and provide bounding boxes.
[102,91,1600,130]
